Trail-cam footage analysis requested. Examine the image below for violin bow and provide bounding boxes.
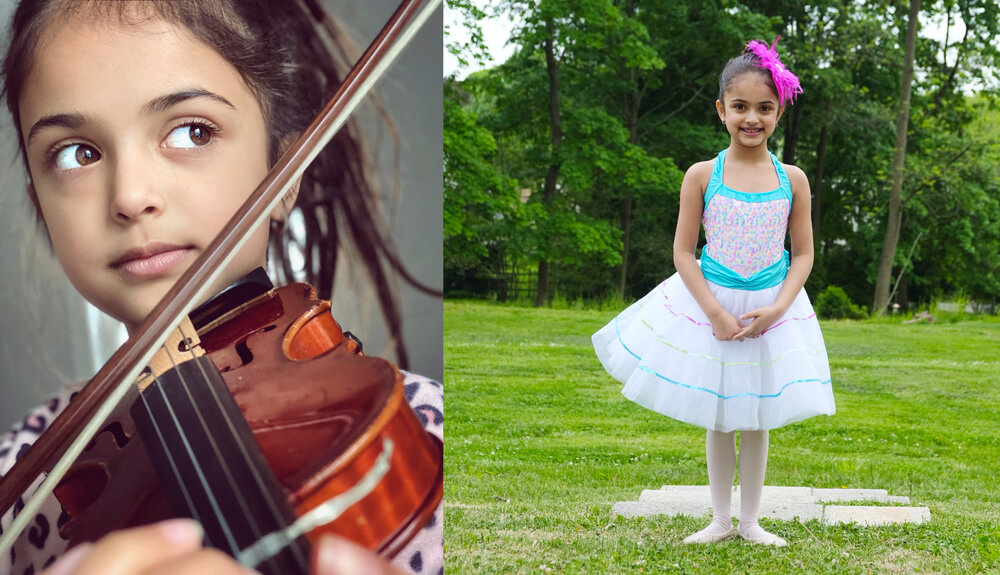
[0,0,442,554]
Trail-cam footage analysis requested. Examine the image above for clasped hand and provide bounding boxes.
[709,305,783,342]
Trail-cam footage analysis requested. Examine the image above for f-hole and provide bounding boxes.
[234,324,278,367]
[84,421,131,452]
[235,339,254,366]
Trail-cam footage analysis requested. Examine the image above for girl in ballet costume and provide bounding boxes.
[592,38,835,546]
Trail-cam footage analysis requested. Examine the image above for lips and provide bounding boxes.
[740,127,763,136]
[111,242,194,278]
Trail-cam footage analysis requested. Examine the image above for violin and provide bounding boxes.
[0,0,443,572]
[55,275,443,571]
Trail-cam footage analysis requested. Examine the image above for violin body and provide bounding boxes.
[52,283,442,561]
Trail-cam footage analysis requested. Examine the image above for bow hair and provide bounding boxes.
[746,36,802,106]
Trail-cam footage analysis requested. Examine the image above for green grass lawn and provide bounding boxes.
[444,301,1000,574]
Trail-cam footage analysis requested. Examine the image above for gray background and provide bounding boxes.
[0,0,443,428]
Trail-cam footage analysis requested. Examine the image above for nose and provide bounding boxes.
[108,147,164,223]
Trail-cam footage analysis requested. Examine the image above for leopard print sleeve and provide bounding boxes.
[0,386,80,575]
[391,371,444,575]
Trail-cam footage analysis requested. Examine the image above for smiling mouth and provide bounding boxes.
[112,243,194,278]
[740,127,763,136]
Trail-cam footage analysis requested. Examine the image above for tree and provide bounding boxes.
[443,84,522,290]
[484,0,674,305]
[873,0,921,316]
[443,0,1000,308]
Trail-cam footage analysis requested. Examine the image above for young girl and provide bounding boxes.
[593,39,835,546]
[0,0,442,573]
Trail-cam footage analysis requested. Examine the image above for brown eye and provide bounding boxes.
[53,144,101,170]
[189,125,211,146]
[76,145,98,165]
[165,123,215,148]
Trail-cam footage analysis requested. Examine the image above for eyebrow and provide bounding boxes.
[26,89,236,145]
[730,98,776,105]
[142,89,236,115]
[27,113,86,144]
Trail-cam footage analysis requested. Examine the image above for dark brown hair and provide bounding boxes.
[717,51,778,104]
[2,0,417,366]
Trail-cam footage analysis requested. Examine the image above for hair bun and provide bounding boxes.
[746,36,802,106]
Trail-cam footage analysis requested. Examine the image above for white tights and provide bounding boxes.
[683,429,786,545]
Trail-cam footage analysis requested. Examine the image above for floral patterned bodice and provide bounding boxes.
[702,149,792,280]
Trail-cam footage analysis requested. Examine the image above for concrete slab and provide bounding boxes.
[640,487,727,504]
[754,503,824,522]
[646,486,815,502]
[744,486,814,507]
[633,486,822,521]
[822,505,931,526]
[656,485,726,494]
[612,500,713,519]
[616,486,930,527]
[759,486,815,500]
[812,488,889,503]
[732,487,823,521]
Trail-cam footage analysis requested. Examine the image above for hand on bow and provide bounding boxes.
[41,519,405,575]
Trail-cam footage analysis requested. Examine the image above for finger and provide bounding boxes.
[314,535,406,575]
[144,547,255,575]
[42,543,93,575]
[739,309,761,320]
[65,519,203,575]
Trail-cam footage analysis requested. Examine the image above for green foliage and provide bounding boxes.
[443,86,523,276]
[815,285,868,319]
[445,0,1000,308]
[444,0,492,73]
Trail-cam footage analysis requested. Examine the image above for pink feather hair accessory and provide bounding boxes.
[746,36,802,106]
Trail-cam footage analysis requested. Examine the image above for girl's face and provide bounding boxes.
[19,14,273,334]
[716,73,784,150]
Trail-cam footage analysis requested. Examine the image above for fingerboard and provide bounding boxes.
[130,356,312,574]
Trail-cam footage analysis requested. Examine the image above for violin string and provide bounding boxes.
[168,324,266,540]
[136,388,206,530]
[175,322,310,571]
[146,336,244,557]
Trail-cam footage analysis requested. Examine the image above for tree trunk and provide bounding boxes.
[812,118,829,245]
[619,196,632,296]
[873,0,920,315]
[535,14,563,307]
[617,0,638,298]
[782,103,803,165]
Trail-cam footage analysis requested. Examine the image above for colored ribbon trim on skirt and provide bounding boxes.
[615,316,831,400]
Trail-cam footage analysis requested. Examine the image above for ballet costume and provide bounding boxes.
[592,149,835,545]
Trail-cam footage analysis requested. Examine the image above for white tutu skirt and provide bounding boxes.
[593,272,835,432]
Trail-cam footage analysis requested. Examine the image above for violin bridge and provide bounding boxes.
[135,316,206,391]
